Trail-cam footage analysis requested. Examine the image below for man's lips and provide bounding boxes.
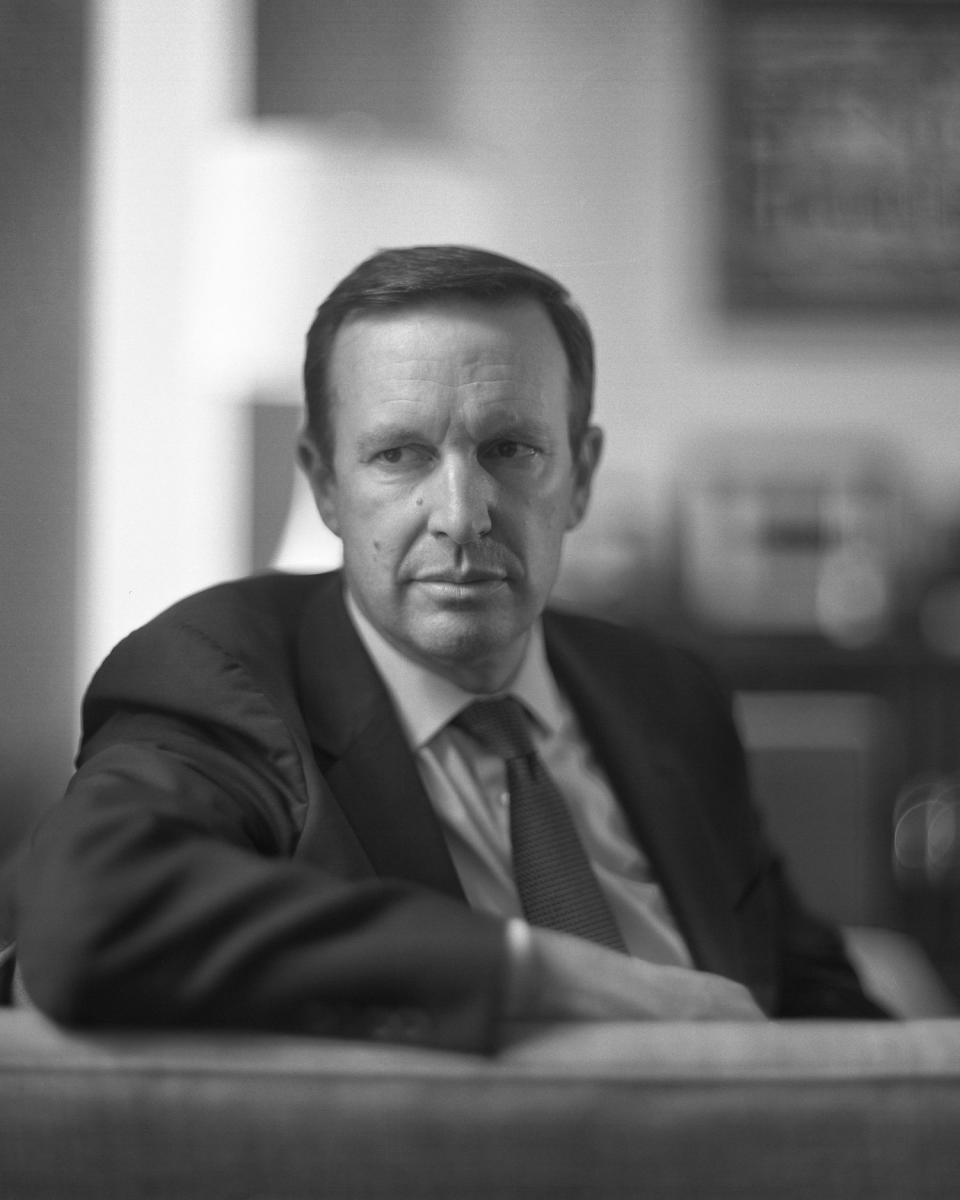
[411,570,509,600]
[414,571,506,585]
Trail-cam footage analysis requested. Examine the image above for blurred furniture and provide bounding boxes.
[676,431,910,646]
[717,636,960,1001]
[3,1006,960,1199]
[670,430,960,1002]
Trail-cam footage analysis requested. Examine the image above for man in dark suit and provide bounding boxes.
[13,246,886,1050]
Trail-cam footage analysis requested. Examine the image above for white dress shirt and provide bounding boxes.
[345,592,691,968]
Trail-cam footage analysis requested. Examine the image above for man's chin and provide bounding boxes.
[405,607,528,686]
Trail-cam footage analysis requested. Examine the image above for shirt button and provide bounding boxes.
[499,791,510,807]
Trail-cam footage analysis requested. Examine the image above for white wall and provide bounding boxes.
[83,0,251,683]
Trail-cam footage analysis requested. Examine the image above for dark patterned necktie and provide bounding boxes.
[455,697,627,952]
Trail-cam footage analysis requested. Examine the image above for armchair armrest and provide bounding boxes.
[4,1009,960,1197]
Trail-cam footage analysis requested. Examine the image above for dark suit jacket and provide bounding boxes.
[15,571,885,1051]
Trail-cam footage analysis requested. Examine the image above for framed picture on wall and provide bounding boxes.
[719,0,960,310]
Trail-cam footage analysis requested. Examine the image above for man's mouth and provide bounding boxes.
[413,571,508,600]
[416,570,506,585]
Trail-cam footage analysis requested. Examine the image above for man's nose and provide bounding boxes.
[425,457,493,543]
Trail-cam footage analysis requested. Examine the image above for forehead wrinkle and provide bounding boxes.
[454,350,555,384]
[363,359,541,391]
[356,368,549,412]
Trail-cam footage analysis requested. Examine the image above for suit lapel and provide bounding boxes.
[544,613,747,983]
[296,575,465,900]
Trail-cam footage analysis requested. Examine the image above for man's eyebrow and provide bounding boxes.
[484,415,555,443]
[355,425,426,453]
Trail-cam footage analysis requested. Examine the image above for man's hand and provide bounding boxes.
[504,923,766,1022]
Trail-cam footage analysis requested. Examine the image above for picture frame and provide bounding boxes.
[719,0,960,310]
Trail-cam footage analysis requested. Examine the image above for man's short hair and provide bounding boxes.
[303,245,595,465]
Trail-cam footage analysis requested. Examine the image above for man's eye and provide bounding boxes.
[486,441,537,461]
[374,446,427,466]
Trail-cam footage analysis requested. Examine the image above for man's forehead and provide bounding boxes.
[323,297,575,450]
[329,300,567,406]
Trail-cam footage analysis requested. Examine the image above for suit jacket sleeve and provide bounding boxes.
[14,600,508,1052]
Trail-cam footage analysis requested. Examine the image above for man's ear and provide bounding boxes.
[566,424,604,531]
[296,430,341,538]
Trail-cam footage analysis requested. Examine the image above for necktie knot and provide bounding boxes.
[454,696,534,762]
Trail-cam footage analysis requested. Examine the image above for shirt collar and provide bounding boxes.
[344,588,563,749]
